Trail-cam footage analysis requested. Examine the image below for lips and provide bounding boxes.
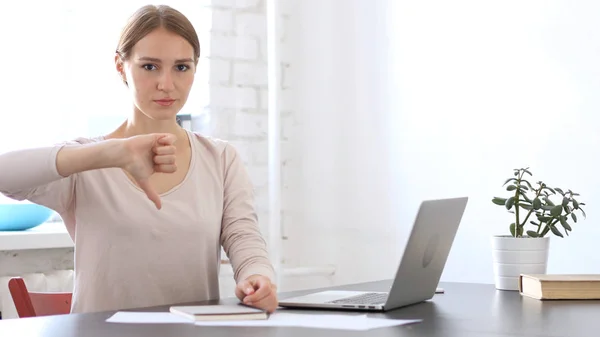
[154,99,175,107]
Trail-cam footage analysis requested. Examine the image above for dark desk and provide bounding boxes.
[1,280,598,337]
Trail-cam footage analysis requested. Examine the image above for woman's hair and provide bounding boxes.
[116,5,200,64]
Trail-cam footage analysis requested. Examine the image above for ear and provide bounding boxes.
[115,53,127,84]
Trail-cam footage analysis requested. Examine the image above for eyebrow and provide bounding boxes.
[137,56,194,63]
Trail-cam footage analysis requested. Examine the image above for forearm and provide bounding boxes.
[221,143,276,284]
[235,254,276,284]
[0,139,126,196]
[222,219,275,283]
[56,139,126,177]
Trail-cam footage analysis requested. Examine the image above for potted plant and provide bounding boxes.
[490,167,587,290]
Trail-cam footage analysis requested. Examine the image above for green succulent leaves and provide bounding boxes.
[492,167,587,238]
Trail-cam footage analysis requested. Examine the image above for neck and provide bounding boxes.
[121,118,182,137]
[108,108,188,143]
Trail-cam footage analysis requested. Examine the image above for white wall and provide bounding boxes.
[277,0,600,287]
[389,0,600,284]
[281,0,400,285]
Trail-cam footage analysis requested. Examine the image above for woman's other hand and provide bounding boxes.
[235,275,278,313]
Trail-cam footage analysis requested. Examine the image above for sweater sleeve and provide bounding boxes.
[219,143,275,284]
[0,143,77,215]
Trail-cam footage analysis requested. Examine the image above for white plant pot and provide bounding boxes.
[491,235,550,291]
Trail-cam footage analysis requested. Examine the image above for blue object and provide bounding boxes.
[0,203,54,231]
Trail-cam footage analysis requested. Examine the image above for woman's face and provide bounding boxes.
[117,27,196,121]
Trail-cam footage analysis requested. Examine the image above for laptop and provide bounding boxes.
[278,197,468,312]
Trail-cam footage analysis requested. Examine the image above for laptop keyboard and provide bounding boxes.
[326,292,388,305]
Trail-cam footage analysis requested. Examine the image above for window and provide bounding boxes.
[0,0,211,152]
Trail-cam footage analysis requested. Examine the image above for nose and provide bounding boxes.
[157,70,175,92]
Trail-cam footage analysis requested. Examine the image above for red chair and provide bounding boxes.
[8,277,72,318]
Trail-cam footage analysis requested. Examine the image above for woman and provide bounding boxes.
[0,5,278,314]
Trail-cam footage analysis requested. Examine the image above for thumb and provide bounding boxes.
[138,178,161,210]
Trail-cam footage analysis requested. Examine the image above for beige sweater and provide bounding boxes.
[0,130,274,313]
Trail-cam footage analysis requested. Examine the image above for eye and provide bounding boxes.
[176,64,189,72]
[142,64,157,71]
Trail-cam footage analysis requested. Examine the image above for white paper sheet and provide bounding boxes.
[106,312,192,324]
[106,311,421,331]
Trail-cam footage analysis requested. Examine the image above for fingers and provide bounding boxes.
[250,292,278,313]
[153,153,176,174]
[152,143,176,173]
[236,280,255,299]
[138,178,161,210]
[156,133,177,145]
[245,287,278,313]
[153,155,175,165]
[236,278,278,313]
[154,164,177,174]
[153,145,176,155]
[243,280,270,305]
